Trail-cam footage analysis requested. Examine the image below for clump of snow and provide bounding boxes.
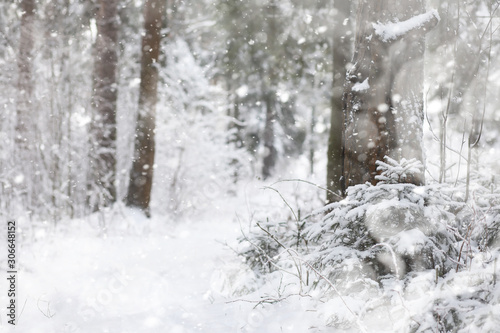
[373,9,440,43]
[352,78,370,92]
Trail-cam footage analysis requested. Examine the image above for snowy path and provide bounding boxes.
[3,210,248,333]
[1,182,323,333]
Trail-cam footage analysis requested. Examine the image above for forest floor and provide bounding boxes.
[3,177,499,332]
[1,179,322,332]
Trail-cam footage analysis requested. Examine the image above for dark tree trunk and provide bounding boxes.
[342,0,438,188]
[14,0,36,205]
[261,0,278,179]
[326,0,352,203]
[126,0,165,216]
[16,0,36,152]
[89,0,119,209]
[262,91,277,179]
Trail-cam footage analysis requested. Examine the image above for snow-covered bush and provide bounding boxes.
[237,180,320,275]
[239,158,463,281]
[239,218,308,274]
[407,249,500,333]
[305,158,461,282]
[458,177,500,252]
[239,220,286,274]
[233,157,500,331]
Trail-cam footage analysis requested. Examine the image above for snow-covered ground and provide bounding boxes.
[0,180,323,332]
[2,208,237,332]
[4,175,499,333]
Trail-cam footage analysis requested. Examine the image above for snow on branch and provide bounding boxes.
[375,156,423,184]
[352,78,370,92]
[373,9,440,43]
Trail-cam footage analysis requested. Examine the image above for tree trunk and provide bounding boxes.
[262,90,277,179]
[126,0,165,216]
[326,0,352,203]
[89,0,119,210]
[16,0,35,149]
[15,0,36,205]
[343,0,438,188]
[261,0,278,179]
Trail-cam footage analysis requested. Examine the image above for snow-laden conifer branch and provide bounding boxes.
[373,9,440,43]
[375,157,424,184]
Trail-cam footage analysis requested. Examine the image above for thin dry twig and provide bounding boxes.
[262,186,299,222]
[256,222,304,287]
[269,178,343,200]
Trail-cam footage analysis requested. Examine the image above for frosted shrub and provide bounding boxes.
[237,182,318,275]
[407,248,500,333]
[234,158,500,331]
[238,220,286,274]
[305,158,461,281]
[238,158,464,281]
[481,208,500,249]
[463,181,500,251]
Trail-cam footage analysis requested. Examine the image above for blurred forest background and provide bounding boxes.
[2,1,500,331]
[0,0,499,221]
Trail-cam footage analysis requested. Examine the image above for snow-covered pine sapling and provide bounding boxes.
[236,180,333,293]
[305,157,459,282]
[375,157,425,185]
[238,218,283,274]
